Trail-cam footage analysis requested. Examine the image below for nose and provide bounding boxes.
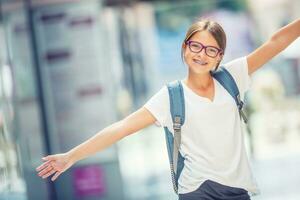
[197,48,207,58]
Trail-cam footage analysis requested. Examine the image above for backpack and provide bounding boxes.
[164,66,248,194]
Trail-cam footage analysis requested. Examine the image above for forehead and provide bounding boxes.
[189,31,219,47]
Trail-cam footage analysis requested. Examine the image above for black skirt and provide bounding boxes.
[178,179,251,200]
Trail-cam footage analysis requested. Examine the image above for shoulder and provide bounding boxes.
[145,85,169,106]
[221,56,251,97]
[223,56,248,74]
[147,80,184,103]
[143,85,171,127]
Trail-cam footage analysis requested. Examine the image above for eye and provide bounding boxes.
[207,47,218,53]
[191,43,201,49]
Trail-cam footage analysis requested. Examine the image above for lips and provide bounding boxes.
[193,59,208,65]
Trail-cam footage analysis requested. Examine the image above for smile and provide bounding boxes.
[194,59,208,65]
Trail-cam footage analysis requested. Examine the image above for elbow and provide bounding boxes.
[269,35,288,52]
[270,33,282,44]
[103,120,128,140]
[114,119,132,138]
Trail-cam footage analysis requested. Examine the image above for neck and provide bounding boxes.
[184,72,213,90]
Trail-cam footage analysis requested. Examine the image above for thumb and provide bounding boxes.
[42,155,55,161]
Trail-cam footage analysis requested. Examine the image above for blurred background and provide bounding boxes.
[0,0,299,200]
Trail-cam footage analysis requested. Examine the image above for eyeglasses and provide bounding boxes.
[185,40,223,58]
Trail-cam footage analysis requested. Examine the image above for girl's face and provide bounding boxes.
[183,30,223,75]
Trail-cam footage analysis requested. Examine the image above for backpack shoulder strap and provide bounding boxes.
[211,66,248,123]
[167,80,185,126]
[166,80,185,194]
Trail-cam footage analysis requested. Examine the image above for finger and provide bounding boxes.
[38,164,52,176]
[42,169,56,179]
[51,171,62,181]
[36,160,52,172]
[38,164,53,177]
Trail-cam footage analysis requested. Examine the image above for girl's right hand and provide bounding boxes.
[36,153,75,181]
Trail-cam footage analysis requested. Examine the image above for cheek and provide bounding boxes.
[184,51,193,62]
[209,56,220,64]
[211,58,218,64]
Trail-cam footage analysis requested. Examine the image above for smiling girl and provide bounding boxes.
[36,18,300,200]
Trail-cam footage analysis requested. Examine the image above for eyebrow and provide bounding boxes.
[189,40,220,49]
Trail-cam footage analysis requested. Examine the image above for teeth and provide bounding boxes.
[194,60,207,65]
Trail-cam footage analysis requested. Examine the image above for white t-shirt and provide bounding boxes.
[144,57,260,196]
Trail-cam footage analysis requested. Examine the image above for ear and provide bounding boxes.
[182,43,187,58]
[217,52,224,62]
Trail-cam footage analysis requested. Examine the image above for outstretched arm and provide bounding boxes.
[36,107,156,181]
[247,19,300,75]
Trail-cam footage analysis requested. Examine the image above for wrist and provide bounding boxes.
[67,149,79,163]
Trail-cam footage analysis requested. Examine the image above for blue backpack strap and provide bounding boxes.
[166,80,185,194]
[211,66,248,123]
[167,81,185,125]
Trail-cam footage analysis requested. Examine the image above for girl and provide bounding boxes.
[36,18,300,200]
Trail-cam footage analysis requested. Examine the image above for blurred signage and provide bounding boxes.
[73,165,107,197]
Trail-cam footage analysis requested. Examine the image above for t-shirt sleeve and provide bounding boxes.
[223,56,251,99]
[143,86,170,127]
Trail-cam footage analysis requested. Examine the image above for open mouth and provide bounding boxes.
[194,59,208,66]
